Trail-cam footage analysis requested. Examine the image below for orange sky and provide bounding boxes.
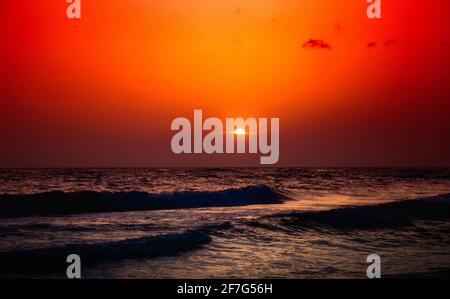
[1,0,450,167]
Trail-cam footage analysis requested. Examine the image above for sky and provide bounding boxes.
[1,0,450,167]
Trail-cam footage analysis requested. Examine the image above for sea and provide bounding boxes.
[0,168,449,278]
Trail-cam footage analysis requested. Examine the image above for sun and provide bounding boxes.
[234,128,246,135]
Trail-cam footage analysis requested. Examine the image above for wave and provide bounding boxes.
[0,224,228,274]
[0,184,287,218]
[0,223,164,235]
[253,193,450,230]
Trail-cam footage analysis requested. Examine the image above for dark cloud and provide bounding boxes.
[302,39,331,50]
[440,40,449,47]
[383,39,395,46]
[366,39,395,49]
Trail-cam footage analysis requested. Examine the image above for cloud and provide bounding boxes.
[440,40,449,47]
[302,39,331,50]
[366,39,395,49]
[383,39,395,46]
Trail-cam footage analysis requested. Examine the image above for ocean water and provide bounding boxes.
[0,168,450,278]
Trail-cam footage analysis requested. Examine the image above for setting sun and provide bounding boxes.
[234,128,246,135]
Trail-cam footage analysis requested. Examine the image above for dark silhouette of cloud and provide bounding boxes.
[302,39,331,50]
[334,24,342,32]
[383,39,395,46]
[366,39,395,49]
[440,40,449,47]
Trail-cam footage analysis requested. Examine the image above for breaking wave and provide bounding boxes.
[0,223,230,274]
[256,193,450,230]
[0,184,287,218]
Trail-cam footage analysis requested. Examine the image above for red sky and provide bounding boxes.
[1,0,450,167]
